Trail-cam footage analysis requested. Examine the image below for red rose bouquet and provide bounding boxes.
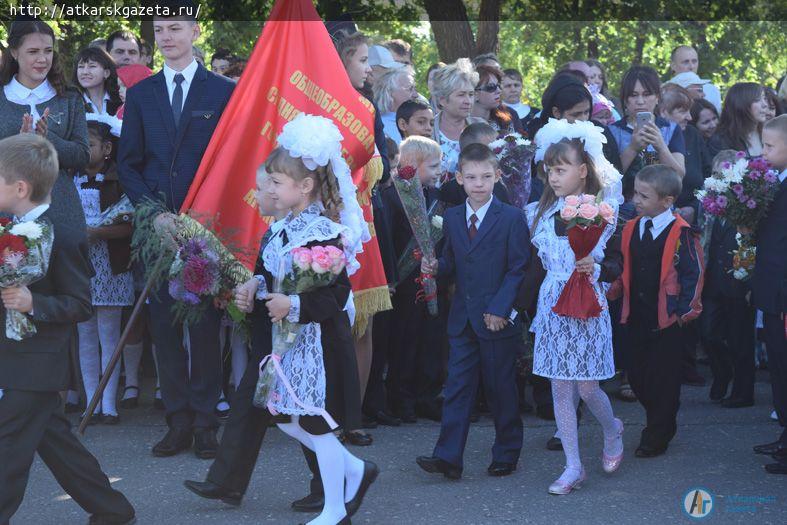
[392,164,438,315]
[552,194,615,319]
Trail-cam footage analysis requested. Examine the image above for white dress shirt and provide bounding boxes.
[3,76,57,125]
[779,169,787,184]
[465,195,493,229]
[162,59,198,111]
[17,203,50,223]
[639,207,675,240]
[82,90,111,115]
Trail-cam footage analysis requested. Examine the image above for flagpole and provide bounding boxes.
[78,273,156,435]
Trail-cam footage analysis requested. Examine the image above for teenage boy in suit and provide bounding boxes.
[118,4,235,459]
[0,134,135,525]
[416,143,530,479]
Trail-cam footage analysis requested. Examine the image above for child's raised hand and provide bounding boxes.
[575,255,595,275]
[265,293,292,322]
[234,278,259,313]
[2,286,33,314]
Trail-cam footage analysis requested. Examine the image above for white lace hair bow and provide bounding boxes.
[276,114,371,275]
[534,118,623,204]
[86,113,122,138]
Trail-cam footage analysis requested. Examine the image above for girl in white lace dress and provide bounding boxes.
[234,115,377,525]
[526,128,624,495]
[75,116,134,424]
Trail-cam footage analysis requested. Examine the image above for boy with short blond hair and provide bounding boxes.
[0,134,135,524]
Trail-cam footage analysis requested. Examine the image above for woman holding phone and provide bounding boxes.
[609,66,686,200]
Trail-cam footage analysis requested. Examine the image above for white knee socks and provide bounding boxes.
[122,342,144,400]
[78,307,123,416]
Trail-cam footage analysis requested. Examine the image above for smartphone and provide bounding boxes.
[636,111,654,129]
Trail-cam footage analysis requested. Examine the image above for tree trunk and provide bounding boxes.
[140,20,154,53]
[633,21,649,65]
[423,0,476,63]
[475,0,501,56]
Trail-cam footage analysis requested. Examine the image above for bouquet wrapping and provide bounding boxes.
[395,201,444,288]
[696,153,779,280]
[253,244,347,410]
[551,195,615,319]
[392,165,438,316]
[489,132,536,209]
[91,195,134,227]
[0,217,54,340]
[132,200,251,328]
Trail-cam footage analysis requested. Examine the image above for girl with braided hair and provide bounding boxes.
[233,115,377,524]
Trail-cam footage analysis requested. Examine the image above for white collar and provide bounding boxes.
[466,195,494,225]
[645,207,675,227]
[163,59,199,86]
[17,203,50,222]
[5,76,56,104]
[780,169,787,183]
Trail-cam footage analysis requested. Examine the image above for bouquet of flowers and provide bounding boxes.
[552,194,615,319]
[695,153,779,280]
[132,200,251,327]
[395,201,444,289]
[0,216,54,340]
[489,132,535,209]
[253,244,347,409]
[392,165,439,316]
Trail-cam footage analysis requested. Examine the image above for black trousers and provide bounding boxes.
[627,321,683,449]
[386,288,444,414]
[363,309,393,416]
[0,391,134,525]
[207,347,321,496]
[762,312,787,447]
[702,295,756,401]
[148,282,223,430]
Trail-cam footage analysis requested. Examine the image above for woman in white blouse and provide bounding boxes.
[72,46,122,116]
[0,20,89,229]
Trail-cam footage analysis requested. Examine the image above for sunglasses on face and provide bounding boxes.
[476,83,501,93]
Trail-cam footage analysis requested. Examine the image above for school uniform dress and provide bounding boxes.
[258,203,361,435]
[525,198,618,381]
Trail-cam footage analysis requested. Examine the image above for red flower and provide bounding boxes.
[0,233,29,264]
[0,218,11,227]
[182,256,216,295]
[398,165,417,180]
[412,248,423,261]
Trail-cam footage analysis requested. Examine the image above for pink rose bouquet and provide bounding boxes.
[553,193,615,319]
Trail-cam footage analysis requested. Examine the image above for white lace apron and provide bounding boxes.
[261,203,349,416]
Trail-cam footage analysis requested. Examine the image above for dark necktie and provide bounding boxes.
[172,73,185,126]
[468,213,478,241]
[642,219,654,243]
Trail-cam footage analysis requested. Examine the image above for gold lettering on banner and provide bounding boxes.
[243,188,258,209]
[287,70,375,156]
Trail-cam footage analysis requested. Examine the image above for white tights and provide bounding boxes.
[551,379,621,481]
[78,307,123,416]
[277,417,364,525]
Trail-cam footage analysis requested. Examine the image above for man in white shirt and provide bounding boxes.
[670,46,722,113]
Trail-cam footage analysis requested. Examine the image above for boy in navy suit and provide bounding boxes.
[416,143,530,479]
[0,135,135,525]
[753,114,787,474]
[118,6,235,459]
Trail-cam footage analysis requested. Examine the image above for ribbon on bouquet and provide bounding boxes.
[258,354,339,430]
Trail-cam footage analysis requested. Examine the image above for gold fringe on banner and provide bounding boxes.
[351,285,392,338]
[356,156,383,207]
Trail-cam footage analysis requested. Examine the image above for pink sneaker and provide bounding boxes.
[602,418,624,473]
[548,467,586,495]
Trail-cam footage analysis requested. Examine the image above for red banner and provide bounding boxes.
[181,0,391,324]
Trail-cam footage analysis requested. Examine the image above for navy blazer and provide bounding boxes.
[751,177,787,315]
[438,197,530,340]
[117,63,235,211]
